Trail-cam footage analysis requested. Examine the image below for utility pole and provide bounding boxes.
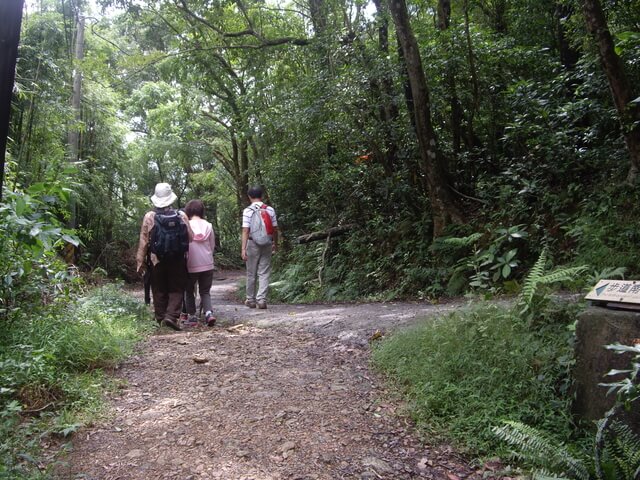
[0,0,25,201]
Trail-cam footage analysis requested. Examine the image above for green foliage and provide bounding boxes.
[0,284,152,478]
[0,185,82,323]
[493,341,640,479]
[520,249,587,320]
[494,421,590,480]
[599,343,640,411]
[432,225,529,295]
[494,417,640,479]
[371,301,578,454]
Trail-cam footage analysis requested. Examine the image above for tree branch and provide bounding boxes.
[175,0,310,47]
[297,225,356,244]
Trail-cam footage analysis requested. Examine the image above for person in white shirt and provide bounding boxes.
[241,186,278,309]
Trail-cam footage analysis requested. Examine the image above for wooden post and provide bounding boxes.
[0,0,25,201]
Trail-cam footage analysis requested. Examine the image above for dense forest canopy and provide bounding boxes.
[5,0,640,299]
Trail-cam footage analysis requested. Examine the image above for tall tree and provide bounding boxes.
[68,14,84,165]
[387,0,465,236]
[583,0,640,184]
[68,10,84,229]
[0,0,25,201]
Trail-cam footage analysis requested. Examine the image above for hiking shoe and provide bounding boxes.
[162,318,181,331]
[257,301,267,309]
[205,311,216,327]
[245,299,257,308]
[183,315,199,328]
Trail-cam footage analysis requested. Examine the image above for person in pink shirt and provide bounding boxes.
[184,199,216,327]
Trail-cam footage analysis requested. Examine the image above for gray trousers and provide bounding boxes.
[185,269,214,315]
[246,240,272,302]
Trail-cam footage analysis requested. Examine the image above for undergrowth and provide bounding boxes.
[371,300,584,456]
[0,284,152,479]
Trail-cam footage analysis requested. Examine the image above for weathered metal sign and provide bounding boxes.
[585,280,640,305]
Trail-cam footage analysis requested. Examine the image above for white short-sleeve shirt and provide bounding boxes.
[242,202,278,230]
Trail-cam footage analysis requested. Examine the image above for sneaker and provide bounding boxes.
[179,313,188,321]
[245,299,257,308]
[257,301,267,309]
[183,315,199,328]
[162,318,181,331]
[205,311,216,327]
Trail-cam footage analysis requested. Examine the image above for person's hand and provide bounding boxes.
[137,265,146,276]
[241,249,248,262]
[271,244,277,254]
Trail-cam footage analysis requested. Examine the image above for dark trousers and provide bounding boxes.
[185,269,214,316]
[150,257,188,323]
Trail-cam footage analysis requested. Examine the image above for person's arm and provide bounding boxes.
[241,227,250,261]
[270,207,278,253]
[136,212,153,274]
[271,227,278,253]
[209,224,216,254]
[180,211,194,241]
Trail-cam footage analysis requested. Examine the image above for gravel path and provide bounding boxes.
[57,271,505,479]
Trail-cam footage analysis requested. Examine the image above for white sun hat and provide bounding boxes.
[150,183,177,208]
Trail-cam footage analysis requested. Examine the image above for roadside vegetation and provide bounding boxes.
[0,184,152,479]
[372,258,640,477]
[2,0,639,477]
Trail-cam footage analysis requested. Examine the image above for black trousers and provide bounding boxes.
[150,257,188,322]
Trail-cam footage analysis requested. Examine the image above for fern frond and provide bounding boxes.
[493,421,590,480]
[532,472,571,480]
[536,266,588,287]
[591,266,627,284]
[441,232,482,247]
[521,248,548,307]
[608,421,640,478]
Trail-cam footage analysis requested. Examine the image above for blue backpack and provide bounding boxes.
[150,209,189,260]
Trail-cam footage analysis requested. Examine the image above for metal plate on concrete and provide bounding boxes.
[585,280,640,304]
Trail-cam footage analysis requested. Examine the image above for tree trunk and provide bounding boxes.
[387,0,465,236]
[437,0,463,154]
[437,0,450,30]
[583,0,640,183]
[462,0,481,150]
[68,14,84,228]
[367,0,401,174]
[0,0,25,201]
[68,15,84,163]
[239,137,250,204]
[556,2,579,69]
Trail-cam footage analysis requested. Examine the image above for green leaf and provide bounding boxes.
[62,234,81,247]
[502,264,512,278]
[59,423,82,437]
[15,196,27,216]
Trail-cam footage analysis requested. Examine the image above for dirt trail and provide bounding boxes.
[57,272,500,479]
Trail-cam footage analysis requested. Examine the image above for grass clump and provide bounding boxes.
[0,283,152,479]
[371,301,580,456]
